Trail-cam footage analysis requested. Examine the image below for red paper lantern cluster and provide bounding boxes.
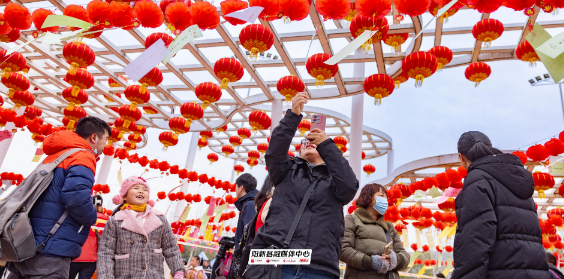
[277,76,305,102]
[248,111,271,131]
[63,42,95,75]
[465,62,491,86]
[195,82,222,109]
[363,74,395,105]
[306,53,339,86]
[239,24,274,61]
[472,19,504,48]
[180,102,204,128]
[402,51,438,87]
[214,58,243,89]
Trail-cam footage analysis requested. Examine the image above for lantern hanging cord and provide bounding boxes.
[513,134,559,150]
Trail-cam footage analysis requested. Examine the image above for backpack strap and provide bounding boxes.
[34,148,86,253]
[283,176,327,249]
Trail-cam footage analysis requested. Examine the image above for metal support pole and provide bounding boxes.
[387,149,395,176]
[96,144,115,184]
[270,99,283,134]
[173,132,200,221]
[559,83,564,126]
[349,48,365,182]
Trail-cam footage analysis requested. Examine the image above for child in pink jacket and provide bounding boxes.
[97,176,185,279]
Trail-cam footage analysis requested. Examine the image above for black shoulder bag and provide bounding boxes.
[242,177,325,279]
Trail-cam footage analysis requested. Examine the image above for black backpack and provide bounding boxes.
[229,214,258,279]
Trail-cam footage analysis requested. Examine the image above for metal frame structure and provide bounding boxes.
[370,152,562,216]
[206,105,393,164]
[0,1,561,136]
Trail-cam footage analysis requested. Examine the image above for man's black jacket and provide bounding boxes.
[234,189,258,250]
[251,109,359,278]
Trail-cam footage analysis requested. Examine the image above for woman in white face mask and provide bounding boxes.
[340,183,410,279]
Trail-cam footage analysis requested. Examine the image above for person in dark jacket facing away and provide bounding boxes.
[251,92,359,279]
[452,131,552,279]
[234,173,258,250]
[7,116,111,279]
[547,252,564,279]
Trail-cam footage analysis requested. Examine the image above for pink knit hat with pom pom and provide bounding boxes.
[112,176,155,207]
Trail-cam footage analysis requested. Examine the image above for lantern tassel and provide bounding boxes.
[140,83,148,94]
[67,102,76,111]
[68,62,79,75]
[118,131,124,138]
[474,78,482,87]
[250,47,259,62]
[395,80,401,88]
[361,38,373,53]
[374,94,382,106]
[2,68,11,78]
[71,86,80,97]
[202,100,210,110]
[67,120,75,130]
[184,118,193,128]
[8,88,14,99]
[123,120,131,129]
[162,145,168,151]
[397,198,403,206]
[300,130,306,136]
[282,16,291,24]
[220,77,230,89]
[529,58,537,67]
[13,103,21,110]
[392,42,399,53]
[539,189,546,199]
[437,63,443,71]
[483,39,492,48]
[315,75,325,87]
[129,102,138,111]
[415,74,425,88]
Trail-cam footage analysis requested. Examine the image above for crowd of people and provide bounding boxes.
[0,93,560,279]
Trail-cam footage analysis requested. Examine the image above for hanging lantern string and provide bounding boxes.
[514,134,559,151]
[301,25,322,77]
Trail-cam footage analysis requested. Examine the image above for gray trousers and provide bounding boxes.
[7,255,72,279]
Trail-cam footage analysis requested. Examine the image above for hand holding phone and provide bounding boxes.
[310,114,326,131]
[383,241,393,255]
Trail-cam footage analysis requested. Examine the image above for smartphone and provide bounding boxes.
[383,241,393,255]
[311,114,326,131]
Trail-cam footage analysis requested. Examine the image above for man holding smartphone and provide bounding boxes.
[251,92,359,279]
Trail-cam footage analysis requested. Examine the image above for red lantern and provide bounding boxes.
[279,0,310,23]
[207,153,219,164]
[109,76,127,88]
[200,130,213,140]
[222,145,234,157]
[159,131,178,150]
[362,151,366,160]
[428,46,453,70]
[229,136,243,147]
[248,111,271,131]
[363,164,375,176]
[118,105,142,129]
[333,136,348,149]
[350,15,389,53]
[63,42,95,75]
[383,33,409,53]
[438,197,456,212]
[0,51,26,77]
[472,19,504,48]
[110,1,138,30]
[465,62,491,86]
[298,120,311,135]
[393,72,409,88]
[195,82,222,109]
[108,127,122,144]
[214,58,243,90]
[139,67,163,95]
[64,69,95,97]
[63,106,87,130]
[277,76,305,102]
[217,125,228,134]
[545,138,564,156]
[237,128,252,140]
[145,33,174,49]
[1,72,29,98]
[128,133,142,144]
[4,3,32,30]
[503,0,535,10]
[468,0,504,13]
[239,24,274,61]
[123,141,137,151]
[356,0,392,18]
[393,0,431,17]
[306,53,339,86]
[234,164,245,175]
[62,86,88,111]
[247,158,258,168]
[32,8,58,34]
[248,150,261,163]
[0,13,12,35]
[190,2,220,30]
[515,40,540,67]
[63,5,90,31]
[198,138,208,149]
[249,0,282,21]
[533,172,555,198]
[87,0,112,27]
[10,91,34,110]
[169,117,190,134]
[114,118,135,138]
[257,143,269,154]
[180,102,204,128]
[0,29,20,43]
[134,0,163,28]
[363,74,395,105]
[165,2,191,34]
[221,0,249,26]
[512,151,528,165]
[143,106,158,114]
[316,0,351,20]
[124,85,150,111]
[429,1,458,22]
[402,51,438,87]
[24,106,41,120]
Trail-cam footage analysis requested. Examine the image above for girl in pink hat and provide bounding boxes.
[97,176,185,279]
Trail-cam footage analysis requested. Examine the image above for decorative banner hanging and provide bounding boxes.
[41,15,93,29]
[527,24,564,84]
[163,25,203,65]
[124,39,170,82]
[536,31,564,59]
[223,6,264,23]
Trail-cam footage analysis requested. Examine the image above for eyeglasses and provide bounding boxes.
[301,139,309,150]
